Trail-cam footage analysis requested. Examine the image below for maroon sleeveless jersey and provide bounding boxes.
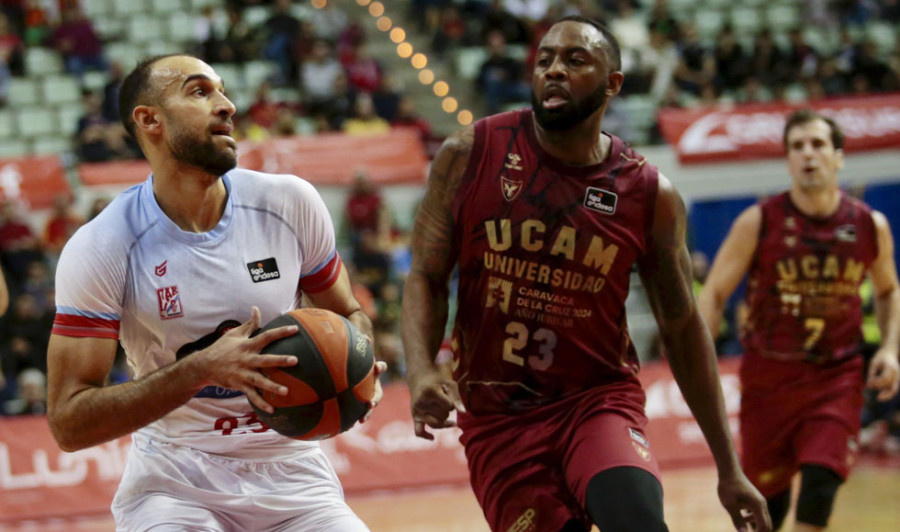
[450,109,659,415]
[742,191,878,362]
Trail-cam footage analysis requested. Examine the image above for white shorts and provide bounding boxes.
[112,434,369,532]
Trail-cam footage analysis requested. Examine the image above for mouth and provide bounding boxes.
[211,123,236,147]
[542,85,570,110]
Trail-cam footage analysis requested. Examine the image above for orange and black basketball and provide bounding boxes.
[252,308,375,440]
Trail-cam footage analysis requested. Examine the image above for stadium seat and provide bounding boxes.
[209,63,245,91]
[190,0,219,9]
[765,4,800,33]
[42,75,82,105]
[0,111,16,138]
[112,0,145,17]
[694,10,725,42]
[0,139,29,158]
[57,106,86,137]
[729,7,763,37]
[243,61,278,91]
[15,107,58,138]
[24,47,63,76]
[866,22,897,54]
[82,71,109,92]
[167,12,197,44]
[454,47,487,81]
[8,78,40,106]
[151,0,186,15]
[105,43,144,71]
[81,0,112,19]
[31,136,72,155]
[92,15,125,42]
[127,15,166,44]
[243,5,271,28]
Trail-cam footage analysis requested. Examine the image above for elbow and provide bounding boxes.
[48,412,88,453]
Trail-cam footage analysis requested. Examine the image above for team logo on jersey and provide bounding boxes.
[785,217,796,229]
[247,257,281,283]
[501,176,524,202]
[835,224,857,242]
[157,285,184,320]
[507,508,536,532]
[629,427,649,448]
[504,152,523,170]
[486,276,513,313]
[583,187,618,215]
[784,235,797,248]
[154,260,167,277]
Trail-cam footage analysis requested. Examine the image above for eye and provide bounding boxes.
[536,56,551,67]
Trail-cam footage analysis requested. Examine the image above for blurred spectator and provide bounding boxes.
[344,168,388,253]
[0,263,7,317]
[271,106,298,137]
[431,4,467,59]
[22,0,51,46]
[343,41,383,94]
[76,89,136,162]
[610,0,650,83]
[87,196,111,221]
[647,0,679,42]
[342,92,390,136]
[476,29,530,114]
[0,12,23,75]
[1,293,51,374]
[641,28,679,101]
[50,5,105,79]
[301,39,344,111]
[713,25,749,93]
[194,6,221,62]
[0,200,42,284]
[852,40,899,92]
[409,0,449,33]
[43,194,83,257]
[818,57,850,96]
[784,27,819,83]
[737,76,770,104]
[262,0,302,85]
[750,29,789,90]
[247,80,282,130]
[306,0,348,42]
[102,60,125,123]
[482,0,531,45]
[371,73,401,122]
[316,71,357,131]
[391,96,433,142]
[0,0,23,36]
[218,6,260,64]
[673,25,714,97]
[503,0,550,25]
[2,367,46,416]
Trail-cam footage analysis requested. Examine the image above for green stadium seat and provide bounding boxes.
[25,47,63,76]
[151,0,186,14]
[31,136,72,155]
[243,61,278,91]
[42,75,82,105]
[0,139,29,158]
[0,111,16,138]
[167,12,197,44]
[454,47,487,81]
[15,107,58,138]
[765,4,800,33]
[127,15,166,44]
[57,106,86,137]
[8,78,40,106]
[113,0,146,17]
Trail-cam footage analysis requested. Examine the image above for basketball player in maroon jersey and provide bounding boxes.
[698,109,900,531]
[401,16,770,532]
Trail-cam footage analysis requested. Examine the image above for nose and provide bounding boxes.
[544,56,566,80]
[215,92,236,118]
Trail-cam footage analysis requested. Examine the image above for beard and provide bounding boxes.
[168,121,237,177]
[532,82,608,131]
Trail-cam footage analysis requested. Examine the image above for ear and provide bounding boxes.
[607,71,624,96]
[132,105,162,137]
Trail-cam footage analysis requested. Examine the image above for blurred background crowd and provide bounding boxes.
[0,0,898,454]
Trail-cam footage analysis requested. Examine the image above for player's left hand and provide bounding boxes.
[360,360,388,423]
[717,469,772,532]
[867,348,900,401]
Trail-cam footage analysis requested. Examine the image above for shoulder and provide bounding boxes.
[229,168,323,209]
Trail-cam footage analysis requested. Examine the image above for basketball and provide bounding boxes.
[251,308,375,440]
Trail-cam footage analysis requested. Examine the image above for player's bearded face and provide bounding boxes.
[167,115,237,177]
[532,80,608,131]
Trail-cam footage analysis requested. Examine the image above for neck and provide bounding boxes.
[789,186,841,218]
[532,114,610,166]
[152,164,227,233]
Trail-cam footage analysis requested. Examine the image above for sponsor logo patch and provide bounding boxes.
[583,187,618,215]
[154,260,167,277]
[507,508,536,532]
[247,257,281,283]
[632,441,652,462]
[835,224,857,242]
[157,285,184,320]
[501,176,524,202]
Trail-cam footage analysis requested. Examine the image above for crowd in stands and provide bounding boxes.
[0,0,898,453]
[416,0,900,137]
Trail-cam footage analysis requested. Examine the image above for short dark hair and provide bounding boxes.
[783,108,845,150]
[555,15,622,72]
[118,54,191,138]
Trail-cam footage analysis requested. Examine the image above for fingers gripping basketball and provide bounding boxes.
[252,308,375,440]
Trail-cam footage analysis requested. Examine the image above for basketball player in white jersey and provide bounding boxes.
[46,55,383,531]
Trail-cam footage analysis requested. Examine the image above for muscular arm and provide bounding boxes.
[866,211,900,400]
[306,262,373,340]
[638,176,770,531]
[696,205,761,338]
[401,126,473,438]
[47,308,299,452]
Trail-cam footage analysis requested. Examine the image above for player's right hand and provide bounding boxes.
[194,306,300,413]
[409,370,465,440]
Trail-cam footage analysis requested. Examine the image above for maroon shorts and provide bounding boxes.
[739,353,864,497]
[458,382,661,532]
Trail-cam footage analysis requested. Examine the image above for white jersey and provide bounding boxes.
[53,169,344,459]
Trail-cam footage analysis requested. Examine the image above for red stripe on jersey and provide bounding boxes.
[300,253,342,294]
[52,314,120,339]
